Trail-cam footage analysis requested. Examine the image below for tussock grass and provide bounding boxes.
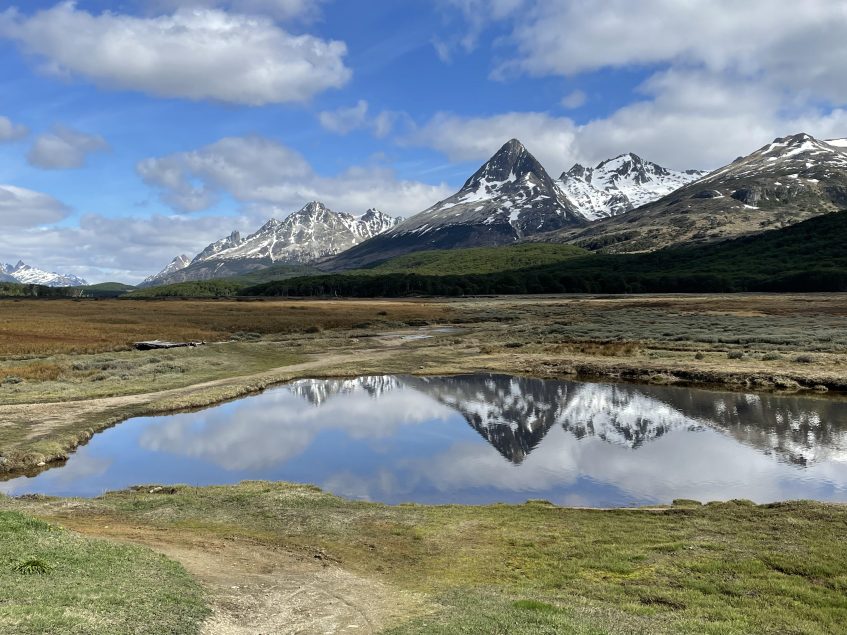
[0,511,208,634]
[7,483,847,634]
[0,298,451,357]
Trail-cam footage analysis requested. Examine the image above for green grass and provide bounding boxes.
[363,243,589,275]
[9,483,846,634]
[0,511,208,635]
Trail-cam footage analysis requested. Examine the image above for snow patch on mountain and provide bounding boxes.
[557,154,706,221]
[143,255,190,285]
[391,139,584,238]
[192,202,402,265]
[1,260,87,287]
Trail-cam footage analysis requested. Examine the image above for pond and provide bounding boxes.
[3,374,847,506]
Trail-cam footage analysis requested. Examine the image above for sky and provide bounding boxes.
[0,0,846,283]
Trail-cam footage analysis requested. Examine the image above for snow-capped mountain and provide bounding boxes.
[549,133,847,253]
[1,260,87,287]
[141,202,402,287]
[142,255,190,285]
[288,376,405,407]
[195,203,399,265]
[278,374,847,466]
[322,139,586,270]
[557,154,706,221]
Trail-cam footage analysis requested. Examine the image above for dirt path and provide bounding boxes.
[57,516,429,635]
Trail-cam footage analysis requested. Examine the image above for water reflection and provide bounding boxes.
[2,374,846,506]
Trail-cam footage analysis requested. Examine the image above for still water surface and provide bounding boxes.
[3,374,847,506]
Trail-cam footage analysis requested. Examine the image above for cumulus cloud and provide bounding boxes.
[405,70,847,172]
[318,100,405,138]
[27,125,108,170]
[0,184,69,228]
[500,0,847,102]
[560,89,586,109]
[138,135,452,216]
[0,3,351,105]
[429,0,847,169]
[404,111,578,175]
[0,212,253,283]
[151,0,327,21]
[0,115,28,142]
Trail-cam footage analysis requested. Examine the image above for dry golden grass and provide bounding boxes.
[0,299,450,358]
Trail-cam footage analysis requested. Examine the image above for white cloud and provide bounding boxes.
[0,3,351,105]
[27,125,108,170]
[0,184,69,228]
[318,100,405,138]
[500,0,847,103]
[404,111,578,175]
[430,0,847,169]
[0,212,253,283]
[406,70,847,172]
[138,135,453,217]
[0,115,27,142]
[560,89,586,109]
[151,0,327,21]
[318,100,370,134]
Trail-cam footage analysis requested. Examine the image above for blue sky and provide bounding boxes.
[0,0,845,282]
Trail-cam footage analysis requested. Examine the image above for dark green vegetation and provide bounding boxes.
[245,210,847,296]
[363,243,589,275]
[0,511,207,634]
[128,262,318,297]
[75,282,137,298]
[6,483,847,634]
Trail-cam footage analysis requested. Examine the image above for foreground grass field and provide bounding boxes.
[4,483,846,634]
[0,510,207,634]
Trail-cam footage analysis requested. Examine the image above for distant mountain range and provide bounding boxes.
[551,133,847,252]
[1,260,87,287]
[138,131,847,285]
[141,202,402,287]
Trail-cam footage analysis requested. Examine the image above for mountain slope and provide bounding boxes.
[321,139,586,270]
[143,255,190,285]
[141,202,401,287]
[1,261,87,287]
[557,153,705,220]
[246,208,847,296]
[543,133,847,253]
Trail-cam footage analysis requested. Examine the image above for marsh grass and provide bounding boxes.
[0,511,208,634]
[7,483,846,635]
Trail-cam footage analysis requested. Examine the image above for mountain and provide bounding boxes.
[284,374,847,466]
[0,260,87,287]
[547,133,847,253]
[141,202,402,287]
[320,139,586,270]
[142,255,190,285]
[557,153,706,220]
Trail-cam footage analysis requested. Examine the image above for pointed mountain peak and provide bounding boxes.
[462,138,551,191]
[297,201,331,216]
[562,163,592,181]
[14,259,27,270]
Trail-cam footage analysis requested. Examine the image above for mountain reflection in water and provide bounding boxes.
[2,374,846,506]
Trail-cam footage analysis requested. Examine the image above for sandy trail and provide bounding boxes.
[57,517,428,635]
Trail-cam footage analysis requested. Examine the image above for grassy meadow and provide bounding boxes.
[0,510,207,634]
[4,483,847,634]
